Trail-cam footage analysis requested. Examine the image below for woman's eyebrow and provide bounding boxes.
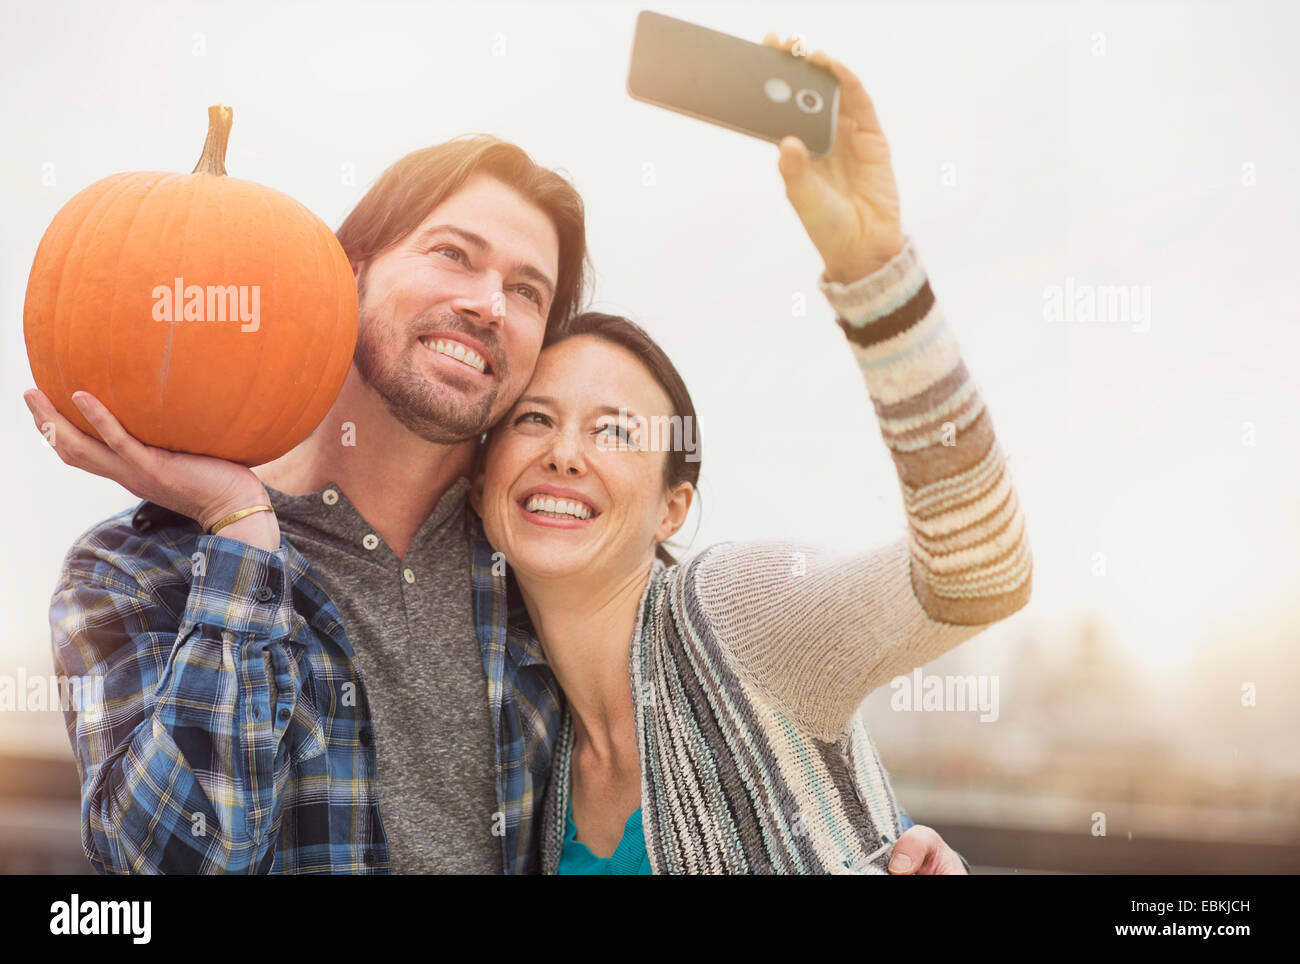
[516,396,639,419]
[595,405,638,418]
[515,394,555,408]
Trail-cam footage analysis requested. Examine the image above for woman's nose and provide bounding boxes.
[545,436,586,476]
[546,454,583,476]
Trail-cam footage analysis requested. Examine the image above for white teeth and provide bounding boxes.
[523,494,594,519]
[420,337,486,374]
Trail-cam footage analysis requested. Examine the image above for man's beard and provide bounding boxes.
[353,300,503,445]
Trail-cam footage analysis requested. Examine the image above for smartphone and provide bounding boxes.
[627,10,839,156]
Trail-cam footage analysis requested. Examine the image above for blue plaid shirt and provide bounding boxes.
[50,498,562,874]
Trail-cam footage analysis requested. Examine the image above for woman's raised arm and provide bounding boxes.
[689,40,1032,741]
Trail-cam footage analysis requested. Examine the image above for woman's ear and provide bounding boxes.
[655,481,694,543]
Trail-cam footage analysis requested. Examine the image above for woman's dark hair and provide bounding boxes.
[541,312,701,565]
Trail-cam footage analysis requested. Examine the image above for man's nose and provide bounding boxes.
[449,273,506,326]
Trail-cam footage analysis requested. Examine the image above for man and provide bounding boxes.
[27,128,968,873]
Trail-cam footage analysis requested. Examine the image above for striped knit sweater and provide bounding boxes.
[538,236,1032,874]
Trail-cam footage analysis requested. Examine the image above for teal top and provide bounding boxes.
[557,790,652,875]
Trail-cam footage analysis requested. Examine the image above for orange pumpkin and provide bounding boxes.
[24,105,357,467]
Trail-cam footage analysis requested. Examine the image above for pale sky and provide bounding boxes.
[3,0,1298,757]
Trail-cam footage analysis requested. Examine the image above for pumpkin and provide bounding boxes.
[23,105,357,467]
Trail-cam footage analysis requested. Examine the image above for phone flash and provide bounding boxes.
[764,78,792,103]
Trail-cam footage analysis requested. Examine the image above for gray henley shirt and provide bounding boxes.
[265,475,500,873]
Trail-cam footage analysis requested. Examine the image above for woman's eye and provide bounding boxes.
[598,422,634,444]
[514,411,551,427]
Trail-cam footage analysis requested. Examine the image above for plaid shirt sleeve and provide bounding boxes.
[51,515,306,873]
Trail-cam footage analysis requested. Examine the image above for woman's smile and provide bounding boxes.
[515,485,602,529]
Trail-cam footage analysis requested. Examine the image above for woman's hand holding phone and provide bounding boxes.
[764,35,905,284]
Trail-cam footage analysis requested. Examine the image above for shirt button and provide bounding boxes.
[403,568,415,584]
[255,586,274,602]
[364,850,378,867]
[362,533,379,551]
[358,727,373,747]
[322,489,339,506]
[277,707,291,724]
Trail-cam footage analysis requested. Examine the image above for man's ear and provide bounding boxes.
[654,481,694,543]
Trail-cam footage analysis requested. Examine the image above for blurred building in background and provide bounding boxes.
[867,616,1300,873]
[3,611,1298,874]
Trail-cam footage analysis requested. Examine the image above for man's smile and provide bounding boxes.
[419,335,490,374]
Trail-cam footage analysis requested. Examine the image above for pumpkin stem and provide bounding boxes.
[192,105,233,176]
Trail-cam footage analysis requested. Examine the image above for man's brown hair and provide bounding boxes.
[336,134,590,325]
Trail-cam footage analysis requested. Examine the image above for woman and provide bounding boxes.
[467,41,1032,873]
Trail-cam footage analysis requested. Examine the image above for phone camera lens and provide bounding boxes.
[795,89,824,113]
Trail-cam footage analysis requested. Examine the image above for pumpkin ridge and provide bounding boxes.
[23,175,109,436]
[253,180,291,462]
[41,178,111,438]
[201,177,275,462]
[156,171,205,452]
[109,173,180,449]
[52,174,160,441]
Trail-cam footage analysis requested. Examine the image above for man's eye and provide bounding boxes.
[513,285,541,306]
[432,245,465,263]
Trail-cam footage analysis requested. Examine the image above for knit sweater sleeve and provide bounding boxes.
[690,236,1032,741]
